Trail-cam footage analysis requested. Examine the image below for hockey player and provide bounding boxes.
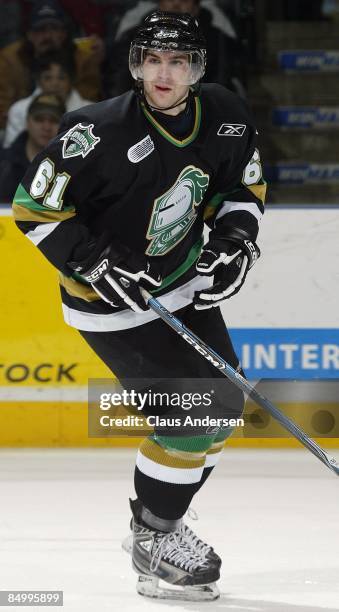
[12,11,266,601]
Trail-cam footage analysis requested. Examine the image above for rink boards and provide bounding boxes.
[1,204,339,447]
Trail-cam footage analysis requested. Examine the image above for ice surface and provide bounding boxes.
[0,448,338,611]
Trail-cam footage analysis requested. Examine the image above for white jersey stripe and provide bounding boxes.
[215,201,263,224]
[62,275,213,332]
[26,221,61,246]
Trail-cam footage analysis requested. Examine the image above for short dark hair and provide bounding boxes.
[33,51,76,81]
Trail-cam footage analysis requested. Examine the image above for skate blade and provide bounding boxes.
[121,534,132,554]
[136,575,220,601]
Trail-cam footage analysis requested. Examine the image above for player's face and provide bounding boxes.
[143,50,191,114]
[27,114,60,149]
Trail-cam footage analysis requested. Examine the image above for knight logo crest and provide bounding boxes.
[61,123,100,159]
[146,166,210,256]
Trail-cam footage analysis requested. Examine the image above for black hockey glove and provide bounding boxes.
[194,227,260,310]
[68,242,162,313]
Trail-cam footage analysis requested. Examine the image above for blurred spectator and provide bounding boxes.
[103,0,246,98]
[113,0,238,41]
[322,0,339,18]
[0,0,22,49]
[58,0,111,37]
[4,52,92,148]
[0,0,104,130]
[0,93,65,203]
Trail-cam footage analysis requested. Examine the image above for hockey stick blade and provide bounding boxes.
[142,291,339,477]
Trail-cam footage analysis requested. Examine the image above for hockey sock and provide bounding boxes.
[134,433,215,520]
[194,429,235,493]
[134,382,244,520]
[194,382,245,492]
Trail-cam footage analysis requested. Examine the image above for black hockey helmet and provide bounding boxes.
[129,11,206,86]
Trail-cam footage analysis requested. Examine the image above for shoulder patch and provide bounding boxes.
[127,135,154,163]
[61,123,100,159]
[217,124,246,137]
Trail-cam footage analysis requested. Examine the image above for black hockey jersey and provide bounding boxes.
[12,84,266,332]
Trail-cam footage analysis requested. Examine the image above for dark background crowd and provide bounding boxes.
[0,0,335,202]
[0,0,254,201]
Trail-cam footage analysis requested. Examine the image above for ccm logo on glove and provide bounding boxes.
[82,258,109,282]
[194,228,260,310]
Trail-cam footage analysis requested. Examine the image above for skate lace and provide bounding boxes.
[182,507,212,556]
[180,524,212,556]
[150,531,208,574]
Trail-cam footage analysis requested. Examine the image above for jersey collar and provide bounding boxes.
[141,97,201,148]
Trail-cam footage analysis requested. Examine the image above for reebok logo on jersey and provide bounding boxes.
[61,123,100,159]
[127,135,154,163]
[217,124,246,137]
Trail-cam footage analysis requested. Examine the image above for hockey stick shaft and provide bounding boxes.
[143,291,339,477]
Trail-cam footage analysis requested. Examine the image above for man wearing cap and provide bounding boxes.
[0,93,65,202]
[0,0,103,130]
[3,52,92,148]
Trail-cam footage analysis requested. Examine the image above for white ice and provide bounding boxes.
[0,448,338,612]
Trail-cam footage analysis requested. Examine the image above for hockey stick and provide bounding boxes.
[142,291,339,477]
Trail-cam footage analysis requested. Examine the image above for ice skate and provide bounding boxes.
[128,499,220,601]
[122,506,222,568]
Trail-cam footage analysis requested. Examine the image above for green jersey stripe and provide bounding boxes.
[13,183,75,213]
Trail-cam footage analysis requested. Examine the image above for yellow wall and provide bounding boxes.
[2,213,111,385]
[2,210,338,448]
